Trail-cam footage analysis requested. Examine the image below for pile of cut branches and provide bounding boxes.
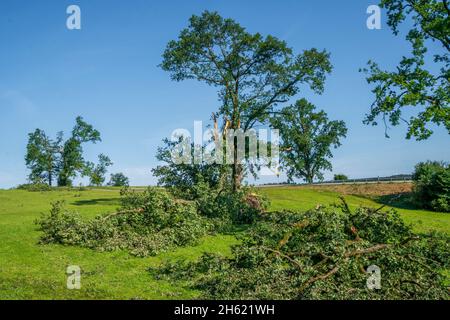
[151,203,450,299]
[36,188,212,257]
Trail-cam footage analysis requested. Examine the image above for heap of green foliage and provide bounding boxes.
[151,204,449,300]
[152,137,269,226]
[16,183,52,192]
[413,161,450,212]
[36,184,267,256]
[193,181,269,227]
[36,188,212,257]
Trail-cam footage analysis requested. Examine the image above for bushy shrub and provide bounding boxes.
[334,174,348,181]
[36,188,212,257]
[108,173,129,187]
[152,138,226,200]
[36,201,87,244]
[151,205,449,300]
[412,161,450,212]
[17,183,52,192]
[194,181,269,225]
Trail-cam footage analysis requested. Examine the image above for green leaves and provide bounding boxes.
[152,206,449,300]
[108,172,130,187]
[25,117,111,187]
[58,117,103,186]
[83,154,113,186]
[36,188,212,257]
[272,99,347,183]
[413,161,450,212]
[152,137,227,200]
[160,11,332,189]
[25,129,60,186]
[363,0,450,140]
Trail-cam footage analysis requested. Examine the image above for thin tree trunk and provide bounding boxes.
[232,138,242,191]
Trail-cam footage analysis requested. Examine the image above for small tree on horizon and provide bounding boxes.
[25,129,62,186]
[57,117,102,186]
[334,174,349,181]
[108,173,130,187]
[24,117,105,187]
[84,154,113,186]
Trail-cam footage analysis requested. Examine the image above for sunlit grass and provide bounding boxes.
[0,186,447,299]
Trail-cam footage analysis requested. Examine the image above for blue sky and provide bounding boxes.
[0,0,448,188]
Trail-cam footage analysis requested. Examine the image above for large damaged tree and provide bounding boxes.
[161,11,332,190]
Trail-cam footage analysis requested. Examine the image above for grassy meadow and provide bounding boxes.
[0,184,448,299]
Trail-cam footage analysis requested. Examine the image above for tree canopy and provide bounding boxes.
[108,173,130,187]
[57,117,102,186]
[271,99,347,184]
[84,154,113,186]
[161,11,332,189]
[25,129,62,186]
[362,0,449,140]
[152,137,227,200]
[25,117,107,187]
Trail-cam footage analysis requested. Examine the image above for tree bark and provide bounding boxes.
[232,139,242,191]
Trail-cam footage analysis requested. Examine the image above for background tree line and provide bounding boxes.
[25,116,128,187]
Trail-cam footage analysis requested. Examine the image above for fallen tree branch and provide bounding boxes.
[345,244,390,257]
[299,265,340,293]
[299,243,391,293]
[259,246,304,271]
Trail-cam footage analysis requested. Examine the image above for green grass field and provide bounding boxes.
[0,186,448,300]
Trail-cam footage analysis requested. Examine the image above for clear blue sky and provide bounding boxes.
[0,0,448,188]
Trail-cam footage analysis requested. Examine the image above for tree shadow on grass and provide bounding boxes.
[376,192,421,211]
[72,198,121,206]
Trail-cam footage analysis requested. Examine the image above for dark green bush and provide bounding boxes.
[412,161,450,212]
[151,205,449,300]
[194,181,269,225]
[108,173,130,187]
[152,138,227,200]
[36,188,212,257]
[334,174,348,181]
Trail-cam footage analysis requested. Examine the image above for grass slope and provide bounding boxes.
[0,189,237,299]
[260,186,449,234]
[0,186,448,299]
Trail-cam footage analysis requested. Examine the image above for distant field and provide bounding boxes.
[260,182,449,235]
[0,184,448,299]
